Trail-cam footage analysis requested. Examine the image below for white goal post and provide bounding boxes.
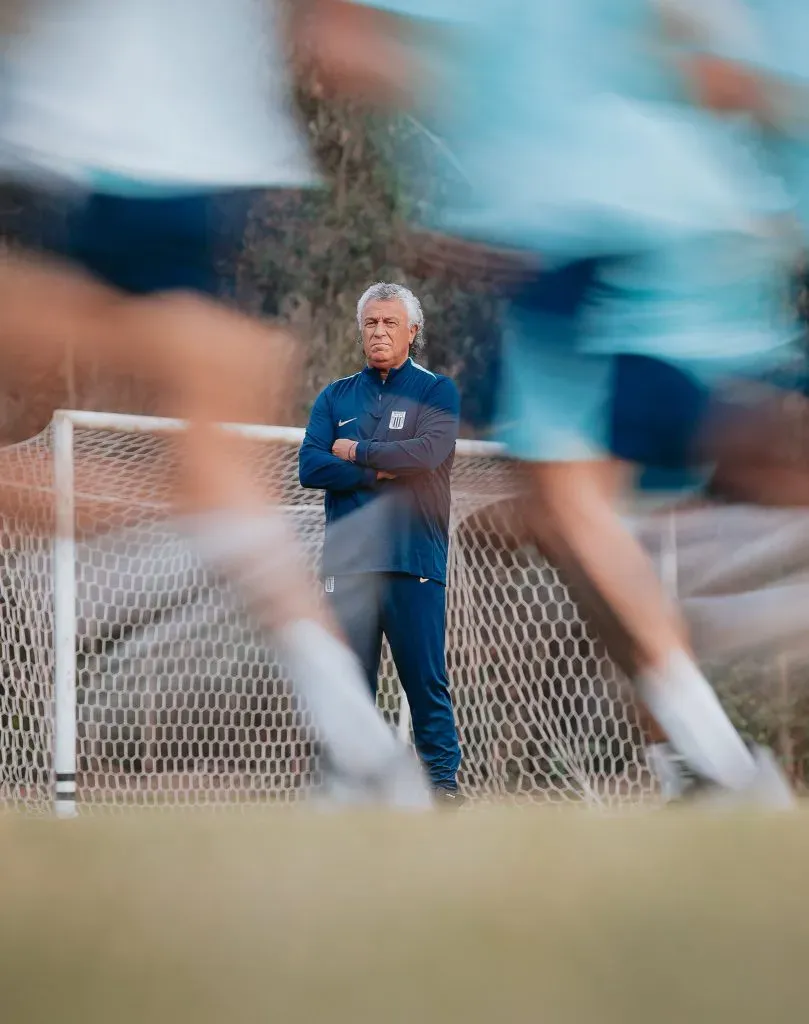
[0,409,655,815]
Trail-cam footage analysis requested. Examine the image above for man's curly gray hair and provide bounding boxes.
[356,282,425,353]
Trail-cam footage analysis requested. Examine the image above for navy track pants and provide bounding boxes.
[326,572,460,791]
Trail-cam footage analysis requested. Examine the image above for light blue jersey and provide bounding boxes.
[356,0,803,465]
[355,0,791,260]
[737,1,809,236]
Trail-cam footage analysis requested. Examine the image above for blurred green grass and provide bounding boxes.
[2,806,808,1023]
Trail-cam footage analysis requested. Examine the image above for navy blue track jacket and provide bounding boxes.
[298,358,460,584]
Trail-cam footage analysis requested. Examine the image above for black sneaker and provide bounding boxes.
[433,787,465,808]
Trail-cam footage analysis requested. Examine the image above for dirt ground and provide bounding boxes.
[1,804,807,1024]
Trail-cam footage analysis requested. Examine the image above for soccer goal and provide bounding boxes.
[0,410,653,814]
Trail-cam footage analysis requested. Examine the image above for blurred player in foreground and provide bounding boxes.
[319,0,809,804]
[0,0,432,806]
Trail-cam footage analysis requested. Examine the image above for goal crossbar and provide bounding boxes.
[56,409,506,458]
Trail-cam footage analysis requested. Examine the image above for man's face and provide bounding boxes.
[361,299,416,371]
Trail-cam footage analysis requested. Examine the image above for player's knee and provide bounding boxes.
[530,464,596,521]
[128,290,298,408]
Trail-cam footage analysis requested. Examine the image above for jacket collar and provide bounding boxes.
[363,356,414,385]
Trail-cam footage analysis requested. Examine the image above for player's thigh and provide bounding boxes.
[704,381,809,505]
[117,287,297,421]
[0,249,121,371]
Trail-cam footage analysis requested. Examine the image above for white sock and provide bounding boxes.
[639,651,756,791]
[275,619,400,779]
[182,511,400,779]
[180,510,296,605]
[645,743,686,802]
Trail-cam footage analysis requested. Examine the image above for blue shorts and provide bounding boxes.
[497,248,794,473]
[50,188,253,297]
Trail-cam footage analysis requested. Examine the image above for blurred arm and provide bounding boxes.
[657,0,784,120]
[0,0,28,35]
[290,0,419,107]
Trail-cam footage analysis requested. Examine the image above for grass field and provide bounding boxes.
[2,805,808,1023]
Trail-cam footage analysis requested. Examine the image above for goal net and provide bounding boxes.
[0,410,655,813]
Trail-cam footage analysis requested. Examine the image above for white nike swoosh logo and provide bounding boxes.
[419,578,429,583]
[338,418,357,427]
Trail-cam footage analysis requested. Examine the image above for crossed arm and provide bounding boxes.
[298,389,379,491]
[332,377,460,478]
[300,377,460,490]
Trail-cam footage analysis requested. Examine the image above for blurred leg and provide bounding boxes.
[0,249,310,619]
[525,458,756,791]
[326,573,385,696]
[527,460,687,673]
[499,256,759,792]
[706,385,809,507]
[0,250,424,795]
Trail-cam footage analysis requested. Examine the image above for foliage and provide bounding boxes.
[234,92,501,430]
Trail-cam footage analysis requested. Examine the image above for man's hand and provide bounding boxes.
[332,440,395,479]
[332,438,357,461]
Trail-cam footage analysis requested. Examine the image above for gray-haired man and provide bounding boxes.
[299,282,462,798]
